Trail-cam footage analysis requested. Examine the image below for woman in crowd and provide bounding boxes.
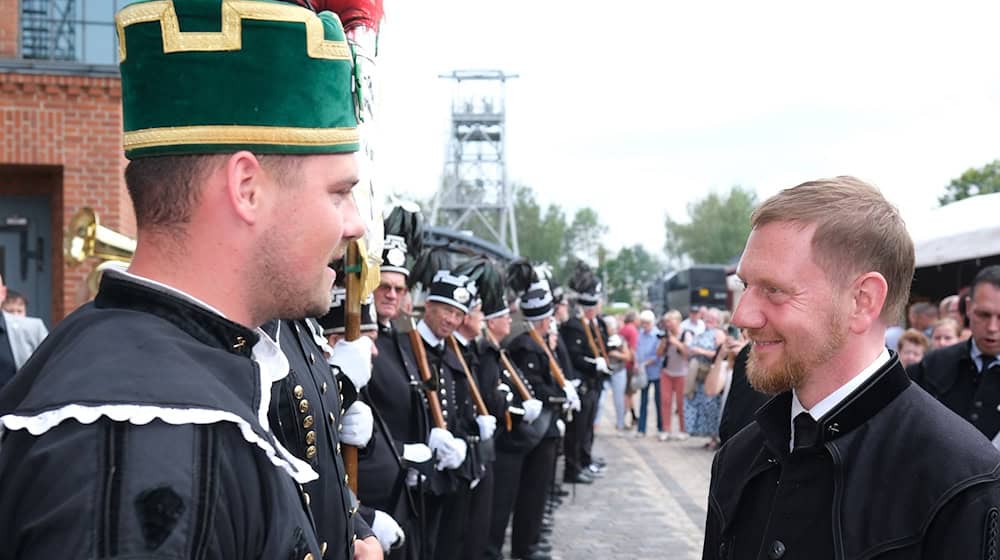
[898,328,930,368]
[929,317,961,350]
[603,316,633,433]
[684,307,726,450]
[657,310,692,441]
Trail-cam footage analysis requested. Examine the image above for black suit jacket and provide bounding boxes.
[705,355,1000,560]
[908,339,1000,439]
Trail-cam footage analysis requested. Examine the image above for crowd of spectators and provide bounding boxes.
[604,304,748,451]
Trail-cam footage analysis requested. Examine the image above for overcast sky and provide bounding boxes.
[374,1,1000,256]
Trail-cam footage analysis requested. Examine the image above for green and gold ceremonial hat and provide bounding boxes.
[115,0,359,159]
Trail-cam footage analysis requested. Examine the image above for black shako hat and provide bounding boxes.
[568,259,602,307]
[426,270,473,314]
[317,287,377,335]
[507,259,554,320]
[381,202,422,276]
[455,256,509,319]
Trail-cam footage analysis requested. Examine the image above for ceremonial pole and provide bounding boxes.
[321,0,386,496]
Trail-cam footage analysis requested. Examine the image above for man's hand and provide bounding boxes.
[522,398,543,423]
[402,443,432,464]
[329,337,374,390]
[428,427,467,470]
[371,510,405,552]
[476,415,497,440]
[563,383,582,412]
[594,357,611,375]
[339,401,374,447]
[353,535,383,560]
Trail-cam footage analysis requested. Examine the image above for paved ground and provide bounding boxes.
[545,396,715,559]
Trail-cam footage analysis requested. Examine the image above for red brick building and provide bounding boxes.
[0,0,133,325]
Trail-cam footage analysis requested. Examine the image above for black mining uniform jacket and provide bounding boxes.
[559,316,607,392]
[0,271,325,559]
[359,323,429,513]
[506,331,564,440]
[908,338,1000,440]
[704,354,1000,560]
[478,337,548,453]
[267,318,374,560]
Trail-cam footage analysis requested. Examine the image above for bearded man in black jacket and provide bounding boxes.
[704,176,1000,560]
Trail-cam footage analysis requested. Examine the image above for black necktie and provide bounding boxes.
[793,412,818,450]
[982,354,997,373]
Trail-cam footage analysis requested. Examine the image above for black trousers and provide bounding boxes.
[511,438,558,557]
[581,383,602,466]
[425,480,472,560]
[487,448,528,558]
[461,463,494,559]
[564,386,599,478]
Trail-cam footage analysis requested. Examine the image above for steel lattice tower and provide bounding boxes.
[430,69,519,255]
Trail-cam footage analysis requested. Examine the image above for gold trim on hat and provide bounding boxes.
[124,124,359,150]
[116,0,352,63]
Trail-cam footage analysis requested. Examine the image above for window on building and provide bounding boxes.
[20,0,132,66]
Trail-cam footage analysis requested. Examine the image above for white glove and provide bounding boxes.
[371,510,405,552]
[328,337,374,390]
[594,357,611,375]
[428,427,467,470]
[339,401,373,446]
[476,415,497,441]
[497,383,514,403]
[522,398,543,423]
[402,443,432,464]
[556,418,566,437]
[563,383,582,412]
[405,467,421,488]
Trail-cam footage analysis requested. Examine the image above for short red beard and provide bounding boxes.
[745,309,846,395]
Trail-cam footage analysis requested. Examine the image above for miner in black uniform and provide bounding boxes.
[908,265,1000,441]
[560,263,610,483]
[453,258,513,559]
[265,314,381,560]
[504,277,578,560]
[361,204,433,560]
[0,2,364,557]
[484,305,547,559]
[417,270,496,560]
[704,176,1000,560]
[483,278,546,560]
[316,288,410,555]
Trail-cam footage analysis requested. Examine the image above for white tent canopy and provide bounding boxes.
[906,192,1000,268]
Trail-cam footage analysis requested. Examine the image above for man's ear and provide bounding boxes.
[849,272,888,333]
[224,151,266,225]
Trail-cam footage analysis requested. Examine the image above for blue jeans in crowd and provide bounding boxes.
[637,378,663,434]
[610,368,627,429]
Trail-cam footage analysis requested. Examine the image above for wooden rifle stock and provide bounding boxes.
[484,332,517,431]
[448,336,489,417]
[526,326,568,388]
[582,316,609,362]
[409,318,447,429]
[341,241,364,494]
[498,349,533,402]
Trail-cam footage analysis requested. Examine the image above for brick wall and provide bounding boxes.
[0,71,130,321]
[0,0,17,58]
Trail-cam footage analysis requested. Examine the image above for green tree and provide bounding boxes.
[665,185,757,264]
[514,185,568,267]
[601,244,663,304]
[939,159,1000,205]
[564,207,608,265]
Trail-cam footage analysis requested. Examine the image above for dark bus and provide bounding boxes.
[658,265,730,315]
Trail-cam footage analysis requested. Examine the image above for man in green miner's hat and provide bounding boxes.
[0,1,382,558]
